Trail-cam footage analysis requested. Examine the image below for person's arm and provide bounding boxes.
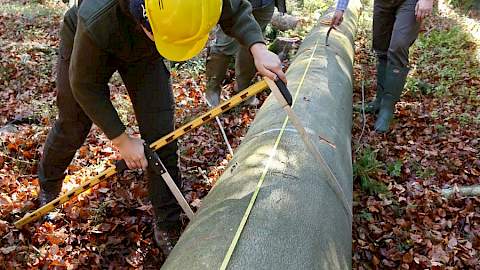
[219,0,286,82]
[336,0,349,12]
[331,0,349,26]
[70,20,147,169]
[70,21,124,140]
[218,0,263,51]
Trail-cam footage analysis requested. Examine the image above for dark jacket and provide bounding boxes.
[250,0,286,12]
[65,0,265,140]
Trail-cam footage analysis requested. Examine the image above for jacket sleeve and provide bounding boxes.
[69,19,126,140]
[218,0,265,48]
[336,0,349,11]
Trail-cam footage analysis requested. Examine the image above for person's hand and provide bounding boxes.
[415,0,433,22]
[250,43,287,84]
[112,133,148,170]
[331,10,344,26]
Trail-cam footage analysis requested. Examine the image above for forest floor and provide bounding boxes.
[0,0,478,269]
[351,0,479,268]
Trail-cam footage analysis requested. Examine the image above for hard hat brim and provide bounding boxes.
[153,35,209,62]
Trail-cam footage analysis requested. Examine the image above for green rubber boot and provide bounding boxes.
[205,53,231,107]
[354,59,387,113]
[365,58,387,113]
[374,64,409,133]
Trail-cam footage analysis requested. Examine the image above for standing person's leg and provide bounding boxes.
[235,2,275,106]
[235,2,275,90]
[205,28,238,106]
[119,57,180,256]
[38,8,96,205]
[368,0,396,113]
[375,0,420,132]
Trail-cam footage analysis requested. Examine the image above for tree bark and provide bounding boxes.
[162,1,363,269]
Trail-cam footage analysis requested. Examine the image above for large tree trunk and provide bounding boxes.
[162,0,362,269]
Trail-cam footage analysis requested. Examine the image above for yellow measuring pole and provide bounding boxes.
[14,80,269,229]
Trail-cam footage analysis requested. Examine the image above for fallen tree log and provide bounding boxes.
[441,185,480,198]
[163,1,362,269]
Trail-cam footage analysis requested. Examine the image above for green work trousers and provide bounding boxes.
[209,2,275,91]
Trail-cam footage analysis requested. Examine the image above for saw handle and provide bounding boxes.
[115,159,128,173]
[325,26,336,47]
[115,144,165,174]
[274,78,292,106]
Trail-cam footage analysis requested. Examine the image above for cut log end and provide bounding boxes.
[271,12,302,31]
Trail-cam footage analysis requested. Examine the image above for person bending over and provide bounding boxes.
[37,0,286,255]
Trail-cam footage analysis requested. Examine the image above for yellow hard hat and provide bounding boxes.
[145,0,222,61]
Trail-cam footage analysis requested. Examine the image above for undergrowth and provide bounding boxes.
[353,147,389,196]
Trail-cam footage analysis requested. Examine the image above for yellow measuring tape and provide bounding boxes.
[219,36,322,270]
[14,80,269,228]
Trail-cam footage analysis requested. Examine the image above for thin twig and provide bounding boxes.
[0,152,36,165]
[190,80,234,157]
[196,167,209,182]
[354,7,368,153]
[357,67,366,145]
[30,245,42,255]
[213,115,234,156]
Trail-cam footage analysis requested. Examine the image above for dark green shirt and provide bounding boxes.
[67,0,264,140]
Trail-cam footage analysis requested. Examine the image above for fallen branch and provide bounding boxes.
[0,116,40,134]
[441,185,480,198]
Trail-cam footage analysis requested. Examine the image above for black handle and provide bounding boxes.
[114,144,166,175]
[325,26,335,47]
[115,159,128,173]
[144,145,166,175]
[274,78,292,106]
